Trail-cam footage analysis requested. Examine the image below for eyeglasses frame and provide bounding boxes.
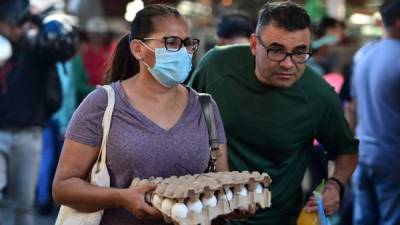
[135,36,200,53]
[256,36,312,64]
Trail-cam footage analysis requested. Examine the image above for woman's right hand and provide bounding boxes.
[120,183,163,219]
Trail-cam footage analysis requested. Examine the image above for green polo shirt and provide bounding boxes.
[189,44,358,225]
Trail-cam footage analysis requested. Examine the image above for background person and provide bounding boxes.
[216,11,254,46]
[0,0,76,224]
[349,0,400,224]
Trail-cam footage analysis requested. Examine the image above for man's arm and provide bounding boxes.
[307,153,358,215]
[330,153,358,186]
[308,88,359,215]
[344,100,357,133]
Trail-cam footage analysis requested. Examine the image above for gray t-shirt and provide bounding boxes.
[65,81,226,225]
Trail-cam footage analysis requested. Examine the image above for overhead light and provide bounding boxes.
[349,13,373,25]
[30,0,65,13]
[124,0,144,22]
[177,1,212,17]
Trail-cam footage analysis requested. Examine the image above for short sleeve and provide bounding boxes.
[189,61,208,92]
[316,89,359,158]
[189,48,218,93]
[65,86,108,147]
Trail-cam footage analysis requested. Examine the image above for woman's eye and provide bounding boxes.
[166,38,179,46]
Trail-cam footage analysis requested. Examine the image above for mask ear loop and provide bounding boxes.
[134,40,154,70]
[138,40,155,53]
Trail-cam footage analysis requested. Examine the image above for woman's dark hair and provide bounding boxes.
[103,4,182,84]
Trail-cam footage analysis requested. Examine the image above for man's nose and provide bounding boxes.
[279,55,295,69]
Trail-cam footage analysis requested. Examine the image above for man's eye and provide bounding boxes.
[293,52,306,56]
[293,50,307,54]
[269,49,284,54]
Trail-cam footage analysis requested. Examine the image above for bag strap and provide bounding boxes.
[198,93,220,172]
[95,85,115,170]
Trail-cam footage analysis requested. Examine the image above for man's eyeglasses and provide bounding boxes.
[257,36,312,64]
[137,36,200,54]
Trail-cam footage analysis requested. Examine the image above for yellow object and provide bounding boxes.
[297,207,319,225]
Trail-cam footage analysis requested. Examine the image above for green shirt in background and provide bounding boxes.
[189,44,358,225]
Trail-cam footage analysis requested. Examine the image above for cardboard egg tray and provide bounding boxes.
[131,171,272,225]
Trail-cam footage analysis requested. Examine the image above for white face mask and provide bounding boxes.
[141,42,193,88]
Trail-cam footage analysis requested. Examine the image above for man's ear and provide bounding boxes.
[130,40,143,60]
[250,33,258,56]
[217,38,226,46]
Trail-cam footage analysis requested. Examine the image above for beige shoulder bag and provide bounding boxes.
[54,85,115,225]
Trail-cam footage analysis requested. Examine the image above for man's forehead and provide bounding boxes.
[259,24,311,49]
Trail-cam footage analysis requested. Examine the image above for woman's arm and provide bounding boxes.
[52,139,162,219]
[216,144,229,172]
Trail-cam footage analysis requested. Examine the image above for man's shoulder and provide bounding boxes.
[200,44,253,65]
[298,66,338,100]
[190,44,253,90]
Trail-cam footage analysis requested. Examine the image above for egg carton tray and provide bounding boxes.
[131,171,272,225]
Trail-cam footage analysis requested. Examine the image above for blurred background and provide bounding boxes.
[31,0,384,63]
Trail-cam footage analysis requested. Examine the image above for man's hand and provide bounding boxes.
[305,181,340,215]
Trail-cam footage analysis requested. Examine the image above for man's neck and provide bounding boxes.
[384,20,400,40]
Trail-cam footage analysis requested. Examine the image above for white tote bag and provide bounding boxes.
[54,85,115,225]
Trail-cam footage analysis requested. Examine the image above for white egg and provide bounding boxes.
[187,199,203,213]
[171,203,189,219]
[152,194,163,208]
[255,183,263,194]
[239,185,248,197]
[202,195,217,207]
[219,188,233,201]
[161,199,176,213]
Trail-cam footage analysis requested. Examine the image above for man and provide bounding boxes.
[216,12,254,45]
[349,0,400,224]
[189,2,358,225]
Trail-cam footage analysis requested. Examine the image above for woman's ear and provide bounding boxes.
[130,40,143,60]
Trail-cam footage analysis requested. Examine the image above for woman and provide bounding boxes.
[53,4,231,225]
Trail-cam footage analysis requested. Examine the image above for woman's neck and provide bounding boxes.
[124,71,183,106]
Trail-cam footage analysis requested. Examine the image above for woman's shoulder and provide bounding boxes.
[81,86,107,105]
[76,82,122,114]
[186,86,219,109]
[187,86,209,101]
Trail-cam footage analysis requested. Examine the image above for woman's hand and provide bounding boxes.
[120,183,163,219]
